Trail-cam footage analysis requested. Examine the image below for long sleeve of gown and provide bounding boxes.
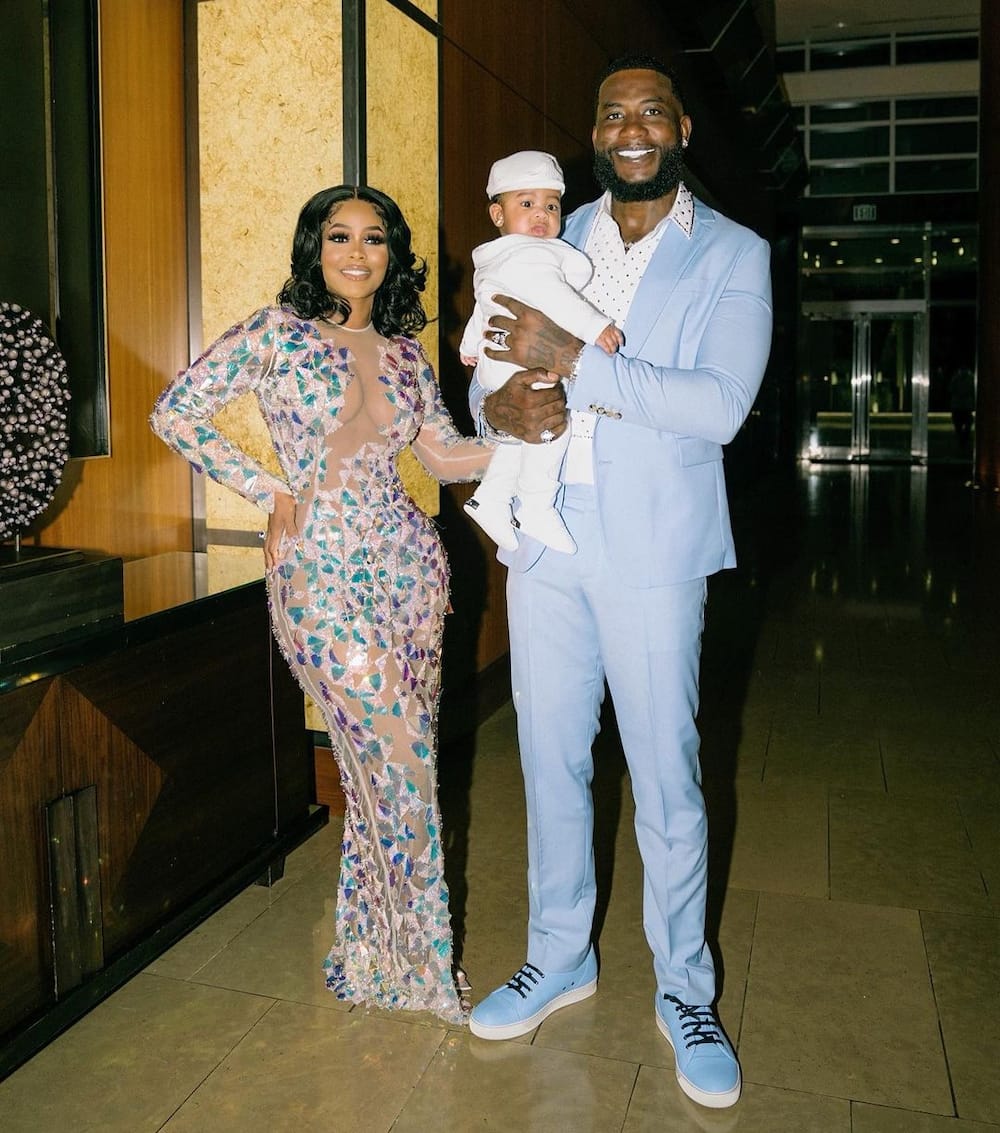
[150,309,292,512]
[408,343,494,482]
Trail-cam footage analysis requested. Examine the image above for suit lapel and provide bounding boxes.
[623,207,708,356]
[563,202,601,252]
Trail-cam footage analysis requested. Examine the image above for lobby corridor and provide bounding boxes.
[1,464,997,1132]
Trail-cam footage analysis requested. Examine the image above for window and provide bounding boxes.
[896,122,978,157]
[798,90,979,196]
[799,224,977,305]
[810,40,889,70]
[777,45,805,73]
[895,159,978,193]
[896,96,978,120]
[896,35,978,65]
[809,163,890,196]
[810,126,890,161]
[776,32,979,74]
[811,102,890,125]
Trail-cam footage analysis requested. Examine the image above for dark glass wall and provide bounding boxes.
[0,0,108,458]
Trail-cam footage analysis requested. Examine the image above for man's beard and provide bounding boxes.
[593,141,686,202]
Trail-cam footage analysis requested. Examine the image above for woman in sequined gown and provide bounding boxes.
[151,186,493,1023]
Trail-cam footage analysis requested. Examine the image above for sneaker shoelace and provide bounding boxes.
[664,994,725,1049]
[506,962,544,999]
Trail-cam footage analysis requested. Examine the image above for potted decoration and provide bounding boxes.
[0,301,71,547]
[1,301,122,662]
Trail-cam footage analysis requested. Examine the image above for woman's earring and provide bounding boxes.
[682,137,689,149]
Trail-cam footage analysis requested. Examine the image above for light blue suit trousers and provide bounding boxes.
[508,483,713,1000]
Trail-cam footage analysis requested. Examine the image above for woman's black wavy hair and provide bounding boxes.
[277,185,428,337]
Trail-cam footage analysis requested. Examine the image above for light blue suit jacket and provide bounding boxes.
[470,193,773,587]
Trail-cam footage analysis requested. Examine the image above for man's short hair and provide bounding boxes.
[595,54,686,112]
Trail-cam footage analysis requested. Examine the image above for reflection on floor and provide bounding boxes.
[1,464,998,1132]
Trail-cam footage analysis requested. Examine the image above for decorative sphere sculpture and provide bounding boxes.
[0,302,71,542]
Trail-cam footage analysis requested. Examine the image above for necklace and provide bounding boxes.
[318,314,374,333]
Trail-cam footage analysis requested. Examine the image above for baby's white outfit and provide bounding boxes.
[460,233,613,553]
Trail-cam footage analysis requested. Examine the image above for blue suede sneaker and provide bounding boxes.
[469,948,598,1040]
[655,993,742,1109]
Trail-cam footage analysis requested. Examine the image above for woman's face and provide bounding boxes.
[320,198,390,321]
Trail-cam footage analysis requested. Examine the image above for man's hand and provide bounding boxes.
[483,369,568,443]
[485,295,584,378]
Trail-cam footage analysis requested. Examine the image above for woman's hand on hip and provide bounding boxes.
[265,492,298,570]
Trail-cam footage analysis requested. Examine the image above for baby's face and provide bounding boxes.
[490,189,562,239]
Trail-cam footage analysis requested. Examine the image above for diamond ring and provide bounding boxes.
[539,428,556,444]
[491,329,508,346]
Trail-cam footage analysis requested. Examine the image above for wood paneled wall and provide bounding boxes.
[32,0,192,559]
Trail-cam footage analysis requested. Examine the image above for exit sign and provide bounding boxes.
[853,204,877,221]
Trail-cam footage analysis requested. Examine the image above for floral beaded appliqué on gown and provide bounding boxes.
[150,308,491,1024]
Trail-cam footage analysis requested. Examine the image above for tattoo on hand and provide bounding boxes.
[526,320,581,374]
[522,327,561,373]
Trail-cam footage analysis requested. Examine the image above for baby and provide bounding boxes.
[460,150,622,553]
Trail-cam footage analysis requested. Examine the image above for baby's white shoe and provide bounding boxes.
[514,504,576,554]
[464,495,518,550]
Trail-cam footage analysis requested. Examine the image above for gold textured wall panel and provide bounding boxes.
[197,0,345,535]
[206,544,265,593]
[366,0,439,348]
[197,0,345,344]
[367,0,440,516]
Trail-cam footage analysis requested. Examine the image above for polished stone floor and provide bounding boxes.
[1,463,998,1132]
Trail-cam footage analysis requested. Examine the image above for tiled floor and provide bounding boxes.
[2,463,998,1132]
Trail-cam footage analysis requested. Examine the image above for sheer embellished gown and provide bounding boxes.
[151,307,492,1023]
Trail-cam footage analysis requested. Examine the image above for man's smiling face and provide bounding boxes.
[592,68,691,202]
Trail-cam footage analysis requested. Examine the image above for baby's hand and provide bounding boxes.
[596,324,625,355]
[460,353,478,367]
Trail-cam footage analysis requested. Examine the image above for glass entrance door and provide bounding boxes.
[799,301,928,463]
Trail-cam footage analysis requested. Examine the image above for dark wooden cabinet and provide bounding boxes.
[0,553,326,1078]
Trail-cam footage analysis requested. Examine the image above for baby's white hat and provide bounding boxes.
[486,150,565,198]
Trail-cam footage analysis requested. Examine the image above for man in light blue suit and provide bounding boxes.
[467,55,772,1111]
